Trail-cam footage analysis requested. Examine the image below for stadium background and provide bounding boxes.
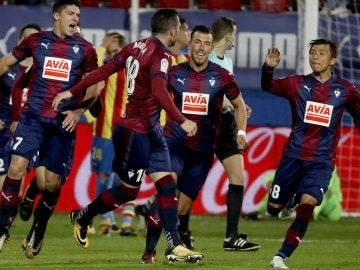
[0,1,358,214]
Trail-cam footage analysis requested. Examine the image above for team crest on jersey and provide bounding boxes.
[334,88,341,98]
[160,58,169,73]
[304,101,333,127]
[209,77,216,87]
[182,92,209,115]
[73,45,79,54]
[42,56,72,82]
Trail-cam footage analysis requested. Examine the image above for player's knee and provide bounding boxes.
[267,204,282,216]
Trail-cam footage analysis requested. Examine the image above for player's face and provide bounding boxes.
[168,16,181,47]
[225,25,236,51]
[177,22,190,48]
[189,31,213,69]
[309,44,336,75]
[53,4,80,38]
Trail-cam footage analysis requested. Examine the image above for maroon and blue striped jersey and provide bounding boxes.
[164,61,241,152]
[112,36,184,133]
[262,64,360,164]
[11,31,98,119]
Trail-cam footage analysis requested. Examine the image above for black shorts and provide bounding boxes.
[214,111,242,161]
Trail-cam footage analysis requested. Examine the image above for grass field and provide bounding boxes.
[0,213,359,269]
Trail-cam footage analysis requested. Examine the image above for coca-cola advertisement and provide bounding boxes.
[23,124,359,214]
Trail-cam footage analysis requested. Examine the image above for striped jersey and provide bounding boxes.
[262,64,360,164]
[164,61,240,152]
[12,31,98,118]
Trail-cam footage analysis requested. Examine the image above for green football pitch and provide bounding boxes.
[1,213,359,269]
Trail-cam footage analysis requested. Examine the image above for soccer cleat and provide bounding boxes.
[223,234,261,251]
[180,231,195,250]
[87,225,96,235]
[98,219,111,236]
[19,197,35,221]
[110,224,121,234]
[69,210,89,248]
[119,225,136,236]
[280,196,298,219]
[280,205,297,219]
[270,255,288,269]
[0,232,8,252]
[165,244,204,263]
[23,226,43,259]
[140,250,156,264]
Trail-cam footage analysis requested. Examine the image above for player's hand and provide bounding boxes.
[180,119,197,137]
[52,91,73,111]
[0,119,4,130]
[60,110,81,132]
[9,121,18,135]
[265,48,281,68]
[237,135,249,152]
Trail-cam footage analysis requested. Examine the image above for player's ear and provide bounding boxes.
[53,11,60,21]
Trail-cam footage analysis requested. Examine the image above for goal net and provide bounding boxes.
[297,0,360,215]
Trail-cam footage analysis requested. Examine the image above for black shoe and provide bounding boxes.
[180,231,194,250]
[119,226,136,236]
[19,197,35,221]
[223,234,260,251]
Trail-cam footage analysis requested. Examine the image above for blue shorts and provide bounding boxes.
[6,111,74,176]
[112,124,170,186]
[91,137,114,174]
[268,155,334,206]
[169,141,214,201]
[31,135,75,184]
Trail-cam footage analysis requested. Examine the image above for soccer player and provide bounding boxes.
[52,8,204,263]
[0,23,41,189]
[262,40,360,269]
[140,24,249,264]
[210,17,260,251]
[0,0,99,257]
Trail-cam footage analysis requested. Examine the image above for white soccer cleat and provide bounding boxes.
[270,255,288,269]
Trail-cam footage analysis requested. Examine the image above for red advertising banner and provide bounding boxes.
[24,124,359,214]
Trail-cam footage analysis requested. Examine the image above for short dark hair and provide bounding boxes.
[151,8,178,34]
[211,17,236,42]
[309,38,338,58]
[190,25,211,41]
[52,0,80,13]
[19,23,41,39]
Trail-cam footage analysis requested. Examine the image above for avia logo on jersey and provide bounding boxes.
[182,92,209,115]
[304,101,333,127]
[42,56,72,82]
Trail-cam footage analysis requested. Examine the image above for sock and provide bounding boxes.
[121,201,136,227]
[0,176,21,230]
[226,184,244,239]
[31,188,61,239]
[95,176,109,221]
[278,203,315,257]
[154,175,181,248]
[24,176,41,201]
[178,214,190,234]
[144,198,163,252]
[77,183,139,227]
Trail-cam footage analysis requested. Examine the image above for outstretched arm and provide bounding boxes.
[52,60,119,110]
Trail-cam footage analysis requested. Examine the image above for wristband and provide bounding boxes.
[237,130,246,137]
